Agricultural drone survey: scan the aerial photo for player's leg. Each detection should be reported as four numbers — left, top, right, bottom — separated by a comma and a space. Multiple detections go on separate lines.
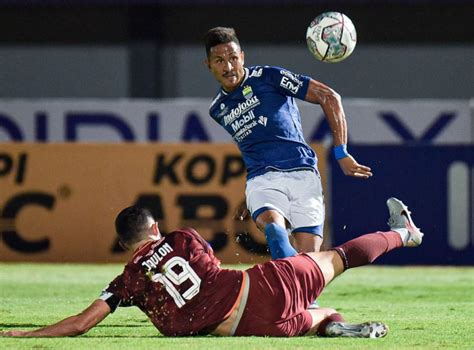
306, 308, 388, 338
303, 258, 388, 339
307, 229, 413, 285
293, 232, 323, 253
246, 172, 297, 259
304, 308, 344, 335
254, 208, 286, 230
306, 250, 345, 286
237, 253, 386, 338
331, 197, 423, 270
288, 170, 325, 253
255, 209, 297, 259
307, 196, 423, 285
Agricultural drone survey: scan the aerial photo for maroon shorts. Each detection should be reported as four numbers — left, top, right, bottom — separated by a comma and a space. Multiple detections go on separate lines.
234, 253, 325, 337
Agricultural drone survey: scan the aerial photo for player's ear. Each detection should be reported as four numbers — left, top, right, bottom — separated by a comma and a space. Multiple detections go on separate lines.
152, 222, 161, 239
204, 58, 210, 69
241, 50, 245, 64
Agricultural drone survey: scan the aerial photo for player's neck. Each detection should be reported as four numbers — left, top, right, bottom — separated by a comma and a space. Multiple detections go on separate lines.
130, 238, 157, 253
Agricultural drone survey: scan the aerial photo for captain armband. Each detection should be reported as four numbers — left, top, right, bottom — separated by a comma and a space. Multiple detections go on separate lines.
333, 144, 350, 160
99, 291, 122, 313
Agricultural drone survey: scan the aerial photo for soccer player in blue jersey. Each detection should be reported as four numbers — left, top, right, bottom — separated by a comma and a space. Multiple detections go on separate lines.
205, 27, 373, 259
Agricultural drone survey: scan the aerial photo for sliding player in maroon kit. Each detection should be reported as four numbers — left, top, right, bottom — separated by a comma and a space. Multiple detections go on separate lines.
0, 198, 423, 339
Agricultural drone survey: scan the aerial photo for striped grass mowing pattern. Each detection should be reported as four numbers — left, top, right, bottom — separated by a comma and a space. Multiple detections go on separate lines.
0, 264, 473, 349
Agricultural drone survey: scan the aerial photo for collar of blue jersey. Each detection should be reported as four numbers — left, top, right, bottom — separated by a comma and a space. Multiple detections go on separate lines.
221, 67, 249, 95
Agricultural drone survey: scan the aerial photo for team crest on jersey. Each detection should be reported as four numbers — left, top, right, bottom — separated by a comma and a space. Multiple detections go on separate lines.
242, 85, 253, 99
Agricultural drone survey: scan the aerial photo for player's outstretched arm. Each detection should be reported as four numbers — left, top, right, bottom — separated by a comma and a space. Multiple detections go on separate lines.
304, 79, 372, 179
0, 299, 111, 337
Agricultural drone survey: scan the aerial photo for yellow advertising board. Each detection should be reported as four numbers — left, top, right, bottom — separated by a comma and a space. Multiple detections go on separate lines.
0, 144, 327, 263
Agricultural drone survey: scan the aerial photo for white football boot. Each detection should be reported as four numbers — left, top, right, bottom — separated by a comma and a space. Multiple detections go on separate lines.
386, 197, 423, 247
325, 321, 388, 338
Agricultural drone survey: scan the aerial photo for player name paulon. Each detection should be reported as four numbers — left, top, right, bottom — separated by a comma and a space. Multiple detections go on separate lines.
141, 243, 174, 270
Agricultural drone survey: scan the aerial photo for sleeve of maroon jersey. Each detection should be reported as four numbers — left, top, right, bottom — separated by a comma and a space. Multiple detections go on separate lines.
99, 266, 138, 312
178, 227, 221, 267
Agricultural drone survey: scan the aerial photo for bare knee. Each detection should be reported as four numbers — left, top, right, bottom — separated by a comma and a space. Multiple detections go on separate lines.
324, 308, 338, 317
293, 232, 323, 253
306, 251, 345, 286
306, 308, 340, 335
255, 210, 286, 231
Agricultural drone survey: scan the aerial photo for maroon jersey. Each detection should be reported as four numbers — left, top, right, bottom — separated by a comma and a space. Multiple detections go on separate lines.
101, 228, 244, 336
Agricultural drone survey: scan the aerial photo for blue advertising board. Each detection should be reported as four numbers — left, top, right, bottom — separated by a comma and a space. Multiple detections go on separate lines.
330, 145, 473, 265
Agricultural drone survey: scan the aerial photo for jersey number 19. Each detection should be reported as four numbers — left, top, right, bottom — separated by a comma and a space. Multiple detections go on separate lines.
151, 256, 201, 308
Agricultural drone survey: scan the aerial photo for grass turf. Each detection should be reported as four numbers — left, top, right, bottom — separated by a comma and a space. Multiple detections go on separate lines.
0, 263, 473, 349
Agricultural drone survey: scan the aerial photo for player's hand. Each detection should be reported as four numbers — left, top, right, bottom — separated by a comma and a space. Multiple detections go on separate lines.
233, 201, 250, 221
338, 156, 373, 178
0, 330, 31, 337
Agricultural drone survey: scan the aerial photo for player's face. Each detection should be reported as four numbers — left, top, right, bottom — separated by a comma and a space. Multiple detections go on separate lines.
206, 42, 245, 93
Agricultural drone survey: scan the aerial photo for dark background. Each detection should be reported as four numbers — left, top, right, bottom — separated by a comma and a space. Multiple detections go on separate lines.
0, 0, 473, 98
1, 1, 472, 44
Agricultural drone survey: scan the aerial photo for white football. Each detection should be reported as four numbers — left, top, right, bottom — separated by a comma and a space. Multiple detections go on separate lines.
306, 12, 357, 63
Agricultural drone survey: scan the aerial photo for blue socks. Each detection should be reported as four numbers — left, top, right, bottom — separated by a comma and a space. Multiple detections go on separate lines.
264, 223, 297, 260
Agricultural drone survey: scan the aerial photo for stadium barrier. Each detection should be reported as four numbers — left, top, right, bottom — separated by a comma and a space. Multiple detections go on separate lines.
1, 98, 472, 264
0, 98, 471, 144
0, 143, 328, 263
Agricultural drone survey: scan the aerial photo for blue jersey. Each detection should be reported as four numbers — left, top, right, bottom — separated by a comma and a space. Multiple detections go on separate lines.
209, 65, 317, 180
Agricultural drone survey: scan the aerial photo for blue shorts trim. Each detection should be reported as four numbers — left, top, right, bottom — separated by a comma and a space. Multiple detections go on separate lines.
292, 225, 323, 238
251, 206, 279, 221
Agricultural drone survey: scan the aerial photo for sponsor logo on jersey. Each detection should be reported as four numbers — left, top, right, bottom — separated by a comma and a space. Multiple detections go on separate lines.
220, 103, 225, 110
242, 85, 253, 99
280, 76, 303, 94
234, 119, 258, 142
231, 110, 257, 132
249, 67, 263, 78
279, 69, 304, 94
279, 69, 302, 82
258, 115, 268, 126
223, 96, 261, 126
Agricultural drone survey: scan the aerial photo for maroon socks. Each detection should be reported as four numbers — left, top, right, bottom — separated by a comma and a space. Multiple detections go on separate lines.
317, 313, 345, 336
332, 231, 403, 270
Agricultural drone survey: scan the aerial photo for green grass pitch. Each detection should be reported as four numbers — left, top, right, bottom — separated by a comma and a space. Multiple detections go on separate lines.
0, 263, 473, 349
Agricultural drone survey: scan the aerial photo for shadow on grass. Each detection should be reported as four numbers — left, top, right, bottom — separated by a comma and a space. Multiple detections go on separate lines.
82, 335, 162, 338
0, 324, 46, 328
0, 323, 150, 328
82, 335, 220, 339
0, 324, 222, 339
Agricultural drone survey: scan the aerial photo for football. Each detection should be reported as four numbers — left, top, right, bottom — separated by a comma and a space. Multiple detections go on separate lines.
306, 11, 357, 63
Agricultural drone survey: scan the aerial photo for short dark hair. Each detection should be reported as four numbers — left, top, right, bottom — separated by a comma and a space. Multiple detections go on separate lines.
204, 26, 241, 57
115, 206, 154, 246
